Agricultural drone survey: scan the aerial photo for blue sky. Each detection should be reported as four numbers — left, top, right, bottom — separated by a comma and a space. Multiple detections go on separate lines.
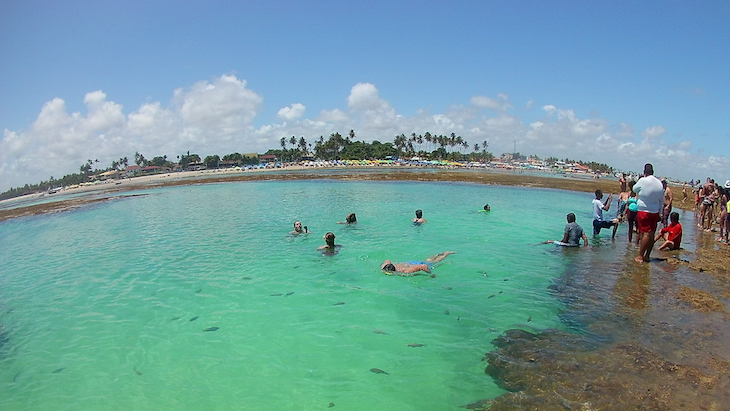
1, 0, 728, 192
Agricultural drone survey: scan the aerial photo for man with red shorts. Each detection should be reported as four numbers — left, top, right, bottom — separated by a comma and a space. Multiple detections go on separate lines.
632, 163, 664, 263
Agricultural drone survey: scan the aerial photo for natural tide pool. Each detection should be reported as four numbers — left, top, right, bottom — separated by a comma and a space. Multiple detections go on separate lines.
0, 179, 697, 410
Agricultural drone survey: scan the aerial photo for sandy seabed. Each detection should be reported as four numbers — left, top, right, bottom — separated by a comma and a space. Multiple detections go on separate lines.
2, 166, 729, 410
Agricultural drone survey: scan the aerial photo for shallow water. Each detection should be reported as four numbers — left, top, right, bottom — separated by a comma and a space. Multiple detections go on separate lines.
0, 179, 704, 409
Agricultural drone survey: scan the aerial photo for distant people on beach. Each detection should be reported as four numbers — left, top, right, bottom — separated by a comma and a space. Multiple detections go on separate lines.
655, 212, 682, 251
717, 184, 730, 244
619, 173, 627, 193
632, 163, 664, 263
338, 213, 357, 225
592, 189, 619, 238
661, 179, 673, 228
413, 209, 427, 225
380, 251, 456, 276
317, 232, 341, 255
626, 181, 639, 244
699, 178, 715, 230
542, 212, 588, 247
290, 221, 310, 235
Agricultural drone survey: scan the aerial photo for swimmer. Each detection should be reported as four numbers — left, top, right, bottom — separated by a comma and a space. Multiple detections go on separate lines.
542, 213, 588, 247
380, 251, 456, 276
290, 221, 310, 235
317, 232, 341, 255
480, 204, 491, 212
413, 209, 427, 225
337, 213, 357, 225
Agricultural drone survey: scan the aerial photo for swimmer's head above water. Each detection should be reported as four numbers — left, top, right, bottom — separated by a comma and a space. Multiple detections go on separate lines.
484, 204, 490, 211
382, 263, 396, 272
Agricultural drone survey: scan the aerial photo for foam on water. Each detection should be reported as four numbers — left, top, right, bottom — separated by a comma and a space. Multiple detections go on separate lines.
0, 179, 670, 409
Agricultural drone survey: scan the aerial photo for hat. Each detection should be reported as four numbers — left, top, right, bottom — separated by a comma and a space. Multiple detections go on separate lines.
725, 180, 730, 189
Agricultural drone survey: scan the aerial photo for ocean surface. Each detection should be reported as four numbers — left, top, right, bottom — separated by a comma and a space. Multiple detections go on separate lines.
0, 179, 697, 410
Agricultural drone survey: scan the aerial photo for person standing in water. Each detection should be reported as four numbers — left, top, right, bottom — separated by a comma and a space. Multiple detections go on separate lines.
632, 163, 664, 263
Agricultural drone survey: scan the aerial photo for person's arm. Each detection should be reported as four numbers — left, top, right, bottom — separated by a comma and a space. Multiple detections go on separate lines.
603, 194, 613, 210
581, 233, 589, 247
561, 231, 570, 243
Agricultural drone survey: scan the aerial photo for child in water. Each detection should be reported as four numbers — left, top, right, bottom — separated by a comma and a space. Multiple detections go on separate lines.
655, 212, 682, 250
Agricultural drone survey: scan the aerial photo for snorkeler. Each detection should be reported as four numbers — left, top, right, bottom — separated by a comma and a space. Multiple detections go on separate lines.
380, 251, 456, 276
480, 204, 491, 212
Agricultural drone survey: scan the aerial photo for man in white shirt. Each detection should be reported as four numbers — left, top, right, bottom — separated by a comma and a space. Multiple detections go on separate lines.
592, 190, 619, 238
632, 163, 664, 263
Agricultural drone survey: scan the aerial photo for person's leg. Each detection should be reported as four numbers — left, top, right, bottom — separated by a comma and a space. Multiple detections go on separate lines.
643, 229, 657, 261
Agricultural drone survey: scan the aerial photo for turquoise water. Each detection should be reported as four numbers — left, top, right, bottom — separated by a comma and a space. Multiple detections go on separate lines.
1, 180, 626, 410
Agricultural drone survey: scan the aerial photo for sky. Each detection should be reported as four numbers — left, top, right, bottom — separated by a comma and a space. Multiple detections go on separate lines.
1, 0, 729, 192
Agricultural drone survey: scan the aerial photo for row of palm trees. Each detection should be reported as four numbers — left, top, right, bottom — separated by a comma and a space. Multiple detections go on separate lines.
278, 130, 490, 161
393, 132, 489, 157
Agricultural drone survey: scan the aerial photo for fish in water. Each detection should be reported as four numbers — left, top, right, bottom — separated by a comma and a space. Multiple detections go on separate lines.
134, 368, 142, 375
52, 367, 66, 374
285, 292, 295, 296
203, 327, 219, 332
487, 294, 496, 299
242, 276, 252, 280
407, 343, 426, 348
527, 317, 532, 322
170, 316, 181, 321
442, 286, 452, 290
328, 402, 335, 408
333, 302, 345, 306
195, 288, 202, 293
369, 368, 389, 375
189, 316, 199, 322
373, 330, 388, 335
444, 309, 450, 315
271, 293, 283, 296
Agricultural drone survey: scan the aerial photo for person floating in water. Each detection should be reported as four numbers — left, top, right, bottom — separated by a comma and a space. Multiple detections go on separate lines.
290, 221, 310, 235
380, 251, 456, 276
483, 204, 491, 211
338, 213, 357, 224
317, 232, 341, 255
413, 209, 427, 225
543, 213, 588, 247
655, 211, 682, 251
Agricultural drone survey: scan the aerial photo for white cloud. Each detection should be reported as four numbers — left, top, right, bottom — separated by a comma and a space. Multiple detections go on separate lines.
277, 103, 306, 121
1, 77, 728, 192
642, 125, 666, 138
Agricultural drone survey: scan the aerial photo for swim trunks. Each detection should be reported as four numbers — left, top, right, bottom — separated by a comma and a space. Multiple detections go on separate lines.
407, 261, 433, 269
592, 219, 615, 235
636, 211, 660, 233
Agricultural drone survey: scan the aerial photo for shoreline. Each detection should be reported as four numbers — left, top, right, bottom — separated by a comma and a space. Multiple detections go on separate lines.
1, 165, 691, 222
1, 166, 727, 409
